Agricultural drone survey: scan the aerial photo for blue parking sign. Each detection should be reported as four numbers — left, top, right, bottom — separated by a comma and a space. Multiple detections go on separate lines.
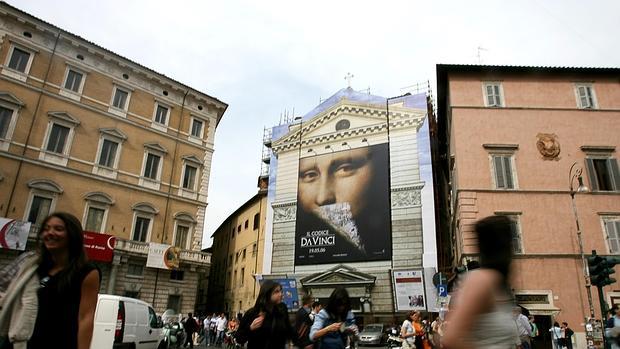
438, 284, 448, 297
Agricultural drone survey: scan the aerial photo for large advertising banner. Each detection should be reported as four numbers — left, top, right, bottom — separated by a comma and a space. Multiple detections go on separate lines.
295, 143, 391, 265
0, 218, 31, 251
392, 269, 427, 311
147, 243, 180, 270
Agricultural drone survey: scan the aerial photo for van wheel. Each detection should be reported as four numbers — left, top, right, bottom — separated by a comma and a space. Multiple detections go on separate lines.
158, 341, 168, 349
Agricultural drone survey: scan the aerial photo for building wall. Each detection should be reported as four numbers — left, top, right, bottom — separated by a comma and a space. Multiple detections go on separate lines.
0, 4, 225, 314
445, 70, 620, 343
208, 194, 267, 315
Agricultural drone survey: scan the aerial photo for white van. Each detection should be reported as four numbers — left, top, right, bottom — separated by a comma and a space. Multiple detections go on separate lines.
90, 294, 165, 349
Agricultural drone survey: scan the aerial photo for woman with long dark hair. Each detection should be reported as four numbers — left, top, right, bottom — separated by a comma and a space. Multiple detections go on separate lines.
0, 212, 100, 349
310, 287, 358, 349
235, 280, 295, 349
442, 215, 520, 349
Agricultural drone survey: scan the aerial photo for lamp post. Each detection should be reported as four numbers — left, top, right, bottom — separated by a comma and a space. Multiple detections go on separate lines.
569, 162, 595, 320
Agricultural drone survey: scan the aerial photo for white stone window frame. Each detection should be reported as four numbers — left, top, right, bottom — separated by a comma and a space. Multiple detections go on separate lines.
482, 81, 505, 107
485, 144, 519, 190
2, 41, 37, 82
59, 64, 89, 101
582, 147, 619, 193
601, 215, 620, 254
139, 143, 167, 190
574, 83, 598, 109
23, 179, 63, 231
108, 83, 133, 117
82, 192, 115, 233
495, 211, 524, 254
93, 128, 127, 179
178, 155, 202, 199
130, 202, 158, 243
172, 212, 196, 250
38, 112, 80, 167
151, 101, 172, 132
188, 114, 206, 144
0, 92, 25, 151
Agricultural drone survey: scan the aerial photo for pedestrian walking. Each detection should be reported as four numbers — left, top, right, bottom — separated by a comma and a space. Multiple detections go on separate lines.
309, 287, 359, 349
183, 312, 199, 348
562, 322, 574, 349
606, 305, 620, 349
216, 313, 228, 346
549, 322, 563, 349
0, 212, 100, 349
210, 313, 219, 345
441, 215, 520, 349
201, 314, 212, 346
295, 294, 315, 349
513, 307, 533, 349
400, 311, 416, 349
235, 280, 295, 349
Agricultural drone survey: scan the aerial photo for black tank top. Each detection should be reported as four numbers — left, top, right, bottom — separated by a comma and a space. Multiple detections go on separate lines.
28, 262, 99, 349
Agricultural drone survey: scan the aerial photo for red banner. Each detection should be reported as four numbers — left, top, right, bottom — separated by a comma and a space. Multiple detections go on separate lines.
83, 231, 115, 262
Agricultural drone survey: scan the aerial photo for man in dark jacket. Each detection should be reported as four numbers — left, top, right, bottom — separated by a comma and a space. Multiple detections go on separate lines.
295, 295, 315, 349
183, 312, 198, 348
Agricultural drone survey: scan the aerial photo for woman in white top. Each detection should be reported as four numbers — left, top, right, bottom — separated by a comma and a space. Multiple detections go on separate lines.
400, 311, 416, 349
442, 216, 520, 349
549, 322, 563, 349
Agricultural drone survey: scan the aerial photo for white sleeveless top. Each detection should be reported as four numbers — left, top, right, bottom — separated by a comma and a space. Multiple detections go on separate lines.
468, 302, 519, 349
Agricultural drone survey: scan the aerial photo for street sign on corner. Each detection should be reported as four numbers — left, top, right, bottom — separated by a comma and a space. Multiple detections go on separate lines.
437, 284, 448, 297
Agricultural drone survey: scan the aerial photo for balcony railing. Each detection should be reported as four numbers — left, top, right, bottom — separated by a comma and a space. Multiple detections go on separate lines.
114, 238, 210, 265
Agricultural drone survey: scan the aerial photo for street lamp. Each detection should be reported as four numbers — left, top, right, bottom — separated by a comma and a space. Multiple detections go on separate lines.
569, 162, 595, 320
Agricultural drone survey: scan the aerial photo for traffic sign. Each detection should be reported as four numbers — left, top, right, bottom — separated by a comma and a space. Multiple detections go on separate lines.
438, 284, 448, 297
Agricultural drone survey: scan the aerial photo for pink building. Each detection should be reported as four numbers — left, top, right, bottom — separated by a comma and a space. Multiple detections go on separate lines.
435, 65, 620, 348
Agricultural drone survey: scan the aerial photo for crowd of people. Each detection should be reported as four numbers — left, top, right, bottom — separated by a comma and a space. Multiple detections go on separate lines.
3, 211, 620, 349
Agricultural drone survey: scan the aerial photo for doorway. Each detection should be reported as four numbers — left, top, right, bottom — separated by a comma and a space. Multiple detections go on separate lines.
531, 315, 552, 349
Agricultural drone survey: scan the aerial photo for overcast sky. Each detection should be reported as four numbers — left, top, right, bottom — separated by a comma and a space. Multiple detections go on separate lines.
15, 0, 620, 248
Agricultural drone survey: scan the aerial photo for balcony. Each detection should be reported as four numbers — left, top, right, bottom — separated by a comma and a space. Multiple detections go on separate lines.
114, 238, 211, 265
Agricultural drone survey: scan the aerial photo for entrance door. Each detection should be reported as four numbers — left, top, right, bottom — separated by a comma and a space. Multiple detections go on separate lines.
532, 315, 552, 349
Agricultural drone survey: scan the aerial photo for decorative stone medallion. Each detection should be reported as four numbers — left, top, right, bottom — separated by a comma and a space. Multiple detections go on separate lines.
536, 133, 561, 160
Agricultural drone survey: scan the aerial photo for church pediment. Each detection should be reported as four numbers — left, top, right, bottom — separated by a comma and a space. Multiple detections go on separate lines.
300, 264, 376, 287
272, 98, 426, 154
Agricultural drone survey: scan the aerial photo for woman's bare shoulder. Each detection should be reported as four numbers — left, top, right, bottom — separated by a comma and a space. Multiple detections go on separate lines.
461, 269, 503, 294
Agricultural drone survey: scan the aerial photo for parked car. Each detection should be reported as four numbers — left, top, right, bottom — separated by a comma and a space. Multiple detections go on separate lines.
358, 323, 386, 346
90, 294, 166, 349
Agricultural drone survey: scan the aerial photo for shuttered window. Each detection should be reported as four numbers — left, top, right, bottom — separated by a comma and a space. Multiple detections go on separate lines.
576, 84, 596, 109
492, 155, 515, 189
484, 82, 503, 107
604, 219, 620, 254
586, 158, 620, 192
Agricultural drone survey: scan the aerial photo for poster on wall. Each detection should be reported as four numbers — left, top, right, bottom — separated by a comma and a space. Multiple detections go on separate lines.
294, 143, 392, 265
0, 218, 31, 251
261, 278, 300, 311
392, 269, 427, 311
147, 242, 180, 270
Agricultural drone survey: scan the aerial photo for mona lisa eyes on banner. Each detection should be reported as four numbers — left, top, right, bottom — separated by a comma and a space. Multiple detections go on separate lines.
295, 143, 391, 265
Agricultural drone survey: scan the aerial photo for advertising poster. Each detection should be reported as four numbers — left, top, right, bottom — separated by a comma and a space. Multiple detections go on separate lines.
295, 143, 392, 265
0, 218, 31, 251
83, 231, 116, 262
147, 242, 180, 270
393, 269, 427, 311
262, 278, 300, 311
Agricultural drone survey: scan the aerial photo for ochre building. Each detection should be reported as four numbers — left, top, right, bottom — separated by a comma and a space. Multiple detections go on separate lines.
0, 3, 227, 314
